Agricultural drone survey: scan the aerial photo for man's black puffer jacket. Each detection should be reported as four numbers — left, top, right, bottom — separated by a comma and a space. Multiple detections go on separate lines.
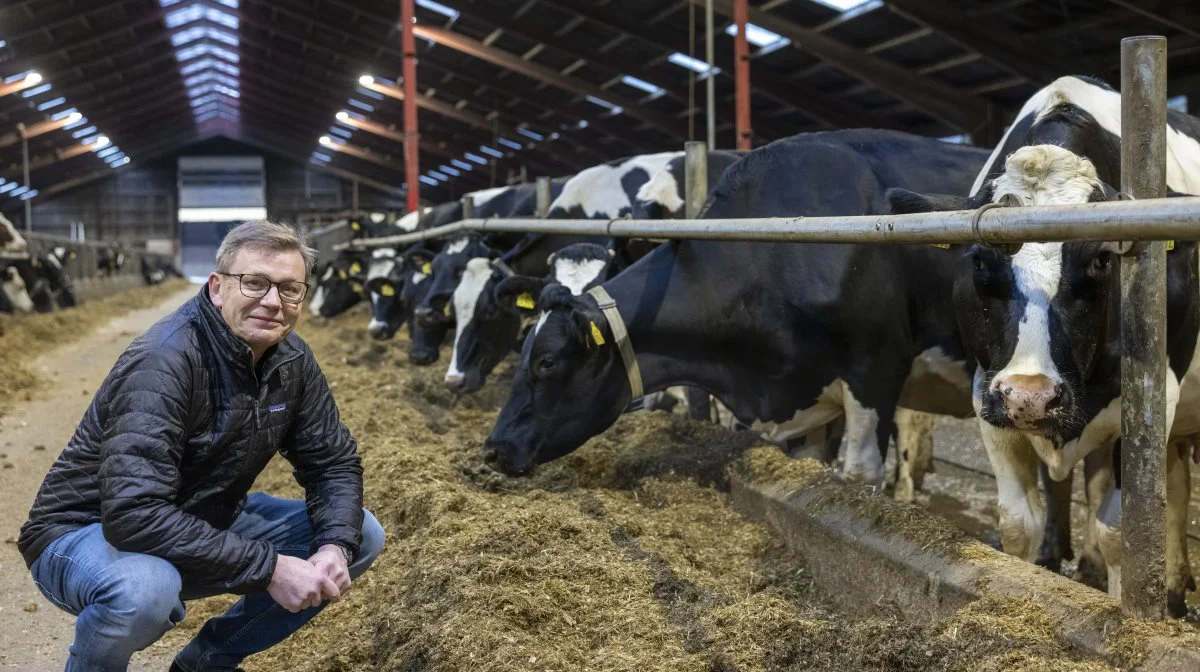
18, 286, 363, 594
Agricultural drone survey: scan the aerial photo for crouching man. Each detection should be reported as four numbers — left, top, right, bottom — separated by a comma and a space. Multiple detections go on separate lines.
18, 220, 385, 672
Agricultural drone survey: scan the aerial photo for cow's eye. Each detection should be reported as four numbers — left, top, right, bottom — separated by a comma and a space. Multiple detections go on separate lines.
1092, 251, 1112, 273
972, 254, 986, 272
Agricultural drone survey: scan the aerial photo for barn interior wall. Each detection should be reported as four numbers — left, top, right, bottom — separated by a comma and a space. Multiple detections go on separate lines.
5, 137, 401, 243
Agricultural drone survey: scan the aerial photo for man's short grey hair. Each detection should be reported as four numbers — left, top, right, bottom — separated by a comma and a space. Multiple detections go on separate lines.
214, 220, 317, 275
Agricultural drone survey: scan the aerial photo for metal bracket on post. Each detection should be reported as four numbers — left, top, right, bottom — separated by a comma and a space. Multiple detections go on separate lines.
535, 176, 551, 219
1120, 34, 1169, 620
684, 141, 707, 220
461, 195, 475, 220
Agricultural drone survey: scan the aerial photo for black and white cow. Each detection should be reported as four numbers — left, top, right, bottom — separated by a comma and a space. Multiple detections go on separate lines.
1, 261, 34, 313
483, 129, 990, 483
308, 249, 370, 318
40, 247, 77, 308
888, 75, 1200, 614
398, 181, 569, 365
547, 152, 683, 219
632, 150, 746, 220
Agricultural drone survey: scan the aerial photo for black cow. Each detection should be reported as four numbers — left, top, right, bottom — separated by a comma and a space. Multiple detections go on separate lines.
483, 129, 990, 484
632, 150, 746, 219
886, 75, 1200, 615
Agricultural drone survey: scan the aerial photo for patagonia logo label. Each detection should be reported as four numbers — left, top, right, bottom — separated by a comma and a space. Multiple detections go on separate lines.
268, 403, 287, 413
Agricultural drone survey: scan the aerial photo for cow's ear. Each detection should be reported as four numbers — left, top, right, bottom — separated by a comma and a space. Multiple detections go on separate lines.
404, 248, 434, 275
886, 188, 967, 214
495, 276, 546, 317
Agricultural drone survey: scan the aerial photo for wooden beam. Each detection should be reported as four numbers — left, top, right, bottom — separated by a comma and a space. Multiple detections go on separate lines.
1108, 0, 1200, 39
4, 0, 135, 44
885, 0, 1064, 84
411, 25, 687, 140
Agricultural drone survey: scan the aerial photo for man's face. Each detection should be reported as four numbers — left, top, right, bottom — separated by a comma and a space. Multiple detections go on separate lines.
208, 246, 307, 357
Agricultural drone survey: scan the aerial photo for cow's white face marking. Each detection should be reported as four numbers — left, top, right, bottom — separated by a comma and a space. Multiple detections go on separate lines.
446, 257, 494, 383
552, 258, 608, 295
533, 310, 550, 336
549, 152, 682, 218
990, 145, 1101, 387
308, 285, 326, 315
411, 271, 428, 285
634, 167, 684, 216
445, 238, 469, 255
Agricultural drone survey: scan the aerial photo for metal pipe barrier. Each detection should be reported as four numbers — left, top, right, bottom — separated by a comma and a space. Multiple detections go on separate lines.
328, 35, 1180, 618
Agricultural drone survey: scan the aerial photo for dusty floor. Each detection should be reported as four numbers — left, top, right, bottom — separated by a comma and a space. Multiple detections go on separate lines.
0, 281, 196, 671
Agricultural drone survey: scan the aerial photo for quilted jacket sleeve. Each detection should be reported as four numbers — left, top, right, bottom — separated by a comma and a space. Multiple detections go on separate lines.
97, 341, 277, 593
284, 345, 364, 558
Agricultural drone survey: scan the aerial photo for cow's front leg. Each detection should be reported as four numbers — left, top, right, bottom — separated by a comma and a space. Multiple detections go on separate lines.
840, 382, 891, 487
1039, 461, 1074, 572
1076, 442, 1113, 591
1167, 442, 1195, 617
894, 408, 935, 503
980, 422, 1043, 563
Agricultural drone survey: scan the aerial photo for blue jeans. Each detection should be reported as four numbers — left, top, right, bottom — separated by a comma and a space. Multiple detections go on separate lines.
29, 493, 385, 672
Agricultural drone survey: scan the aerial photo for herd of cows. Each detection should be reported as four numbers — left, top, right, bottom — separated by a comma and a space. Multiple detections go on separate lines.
0, 214, 183, 315
307, 75, 1200, 616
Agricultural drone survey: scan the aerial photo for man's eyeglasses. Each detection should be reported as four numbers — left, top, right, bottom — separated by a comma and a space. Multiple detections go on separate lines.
218, 273, 310, 305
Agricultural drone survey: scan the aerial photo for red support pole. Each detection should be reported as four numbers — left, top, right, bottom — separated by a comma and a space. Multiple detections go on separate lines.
733, 0, 751, 150
401, 0, 420, 212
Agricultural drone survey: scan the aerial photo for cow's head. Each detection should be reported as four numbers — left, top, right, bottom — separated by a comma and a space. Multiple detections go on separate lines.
2, 262, 35, 313
398, 246, 447, 364
484, 283, 634, 475
414, 235, 491, 329
308, 250, 369, 318
446, 243, 617, 394
365, 247, 404, 339
889, 145, 1128, 437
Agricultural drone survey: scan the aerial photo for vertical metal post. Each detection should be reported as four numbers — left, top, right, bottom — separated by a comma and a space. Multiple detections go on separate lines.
461, 194, 475, 220
535, 176, 551, 219
733, 0, 751, 151
20, 124, 31, 231
351, 179, 359, 215
1120, 35, 1169, 619
705, 0, 716, 150
684, 141, 708, 219
401, 0, 420, 213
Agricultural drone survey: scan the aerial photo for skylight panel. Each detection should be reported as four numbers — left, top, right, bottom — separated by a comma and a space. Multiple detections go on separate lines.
0, 183, 16, 194
810, 0, 877, 11
328, 126, 353, 139
19, 189, 39, 200
36, 97, 65, 111
668, 52, 719, 77
21, 83, 51, 98
439, 165, 461, 177
585, 95, 623, 115
621, 75, 665, 97
348, 99, 375, 112
451, 159, 473, 171
517, 127, 544, 141
416, 0, 459, 20
724, 23, 791, 53
427, 171, 449, 182
71, 126, 98, 138
419, 175, 439, 187
465, 152, 488, 165
496, 137, 523, 150
1169, 95, 1188, 112
311, 151, 331, 163
479, 145, 504, 159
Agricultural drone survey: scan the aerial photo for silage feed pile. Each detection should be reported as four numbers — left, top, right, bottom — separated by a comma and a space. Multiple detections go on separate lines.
0, 278, 191, 415
162, 305, 1119, 671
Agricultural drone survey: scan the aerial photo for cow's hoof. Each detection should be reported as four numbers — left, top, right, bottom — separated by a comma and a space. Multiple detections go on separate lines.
1073, 555, 1108, 591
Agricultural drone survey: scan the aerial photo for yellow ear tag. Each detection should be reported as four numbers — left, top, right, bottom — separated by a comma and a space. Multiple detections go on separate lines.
69, 252, 77, 259
380, 283, 396, 297
444, 303, 452, 317
421, 262, 433, 275
589, 321, 605, 346
931, 243, 951, 249
352, 282, 363, 293
1167, 240, 1176, 251
337, 270, 347, 280
350, 262, 362, 274
516, 292, 535, 310
351, 221, 360, 231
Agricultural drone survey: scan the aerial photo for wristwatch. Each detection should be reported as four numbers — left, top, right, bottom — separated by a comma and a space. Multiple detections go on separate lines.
336, 544, 354, 564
